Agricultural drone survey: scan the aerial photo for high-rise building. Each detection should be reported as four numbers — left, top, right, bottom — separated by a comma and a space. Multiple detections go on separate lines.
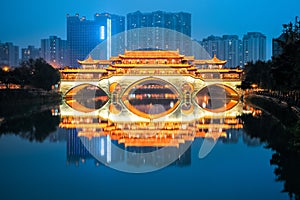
0, 42, 19, 67
40, 36, 68, 68
67, 13, 125, 68
222, 35, 243, 68
110, 14, 126, 57
126, 11, 191, 55
200, 35, 223, 59
242, 32, 266, 65
200, 35, 242, 68
21, 45, 40, 62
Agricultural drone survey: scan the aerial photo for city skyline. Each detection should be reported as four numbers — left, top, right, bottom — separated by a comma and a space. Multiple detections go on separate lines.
1, 0, 300, 59
126, 11, 192, 56
1, 11, 268, 68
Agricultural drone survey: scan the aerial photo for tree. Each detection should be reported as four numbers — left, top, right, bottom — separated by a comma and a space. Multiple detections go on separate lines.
242, 61, 273, 89
271, 43, 299, 90
0, 67, 14, 89
23, 58, 60, 91
272, 17, 300, 91
11, 65, 31, 88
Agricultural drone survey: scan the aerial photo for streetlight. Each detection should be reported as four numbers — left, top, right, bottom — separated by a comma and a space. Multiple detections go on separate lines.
1, 66, 11, 89
2, 66, 10, 72
251, 83, 258, 92
251, 84, 258, 88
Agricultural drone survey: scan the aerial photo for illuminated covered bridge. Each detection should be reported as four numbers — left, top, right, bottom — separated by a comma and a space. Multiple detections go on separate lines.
59, 50, 243, 121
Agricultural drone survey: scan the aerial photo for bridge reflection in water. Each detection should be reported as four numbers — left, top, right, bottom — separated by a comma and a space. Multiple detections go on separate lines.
59, 97, 245, 169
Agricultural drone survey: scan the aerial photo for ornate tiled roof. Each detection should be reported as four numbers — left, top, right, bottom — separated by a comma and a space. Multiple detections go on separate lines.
119, 50, 184, 58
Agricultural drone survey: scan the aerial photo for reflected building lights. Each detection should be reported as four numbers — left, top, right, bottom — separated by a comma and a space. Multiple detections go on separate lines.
60, 101, 248, 167
100, 138, 105, 156
59, 103, 263, 167
107, 135, 111, 163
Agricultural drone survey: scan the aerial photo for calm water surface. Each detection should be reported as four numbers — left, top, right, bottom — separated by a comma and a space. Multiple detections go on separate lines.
0, 114, 289, 200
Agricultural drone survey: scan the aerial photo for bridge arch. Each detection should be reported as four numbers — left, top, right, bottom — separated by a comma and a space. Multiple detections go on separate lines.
194, 83, 239, 113
121, 77, 181, 119
64, 83, 109, 113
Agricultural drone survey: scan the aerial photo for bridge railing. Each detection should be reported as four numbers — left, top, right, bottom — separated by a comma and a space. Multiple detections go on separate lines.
60, 72, 242, 82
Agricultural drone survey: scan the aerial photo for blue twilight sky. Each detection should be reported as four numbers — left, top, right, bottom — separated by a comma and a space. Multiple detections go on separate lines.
0, 0, 299, 59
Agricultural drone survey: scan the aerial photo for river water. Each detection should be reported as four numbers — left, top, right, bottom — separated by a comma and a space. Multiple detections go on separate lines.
0, 101, 296, 200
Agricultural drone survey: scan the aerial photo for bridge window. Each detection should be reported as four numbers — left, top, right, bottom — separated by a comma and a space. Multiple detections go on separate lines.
122, 78, 180, 119
195, 84, 239, 113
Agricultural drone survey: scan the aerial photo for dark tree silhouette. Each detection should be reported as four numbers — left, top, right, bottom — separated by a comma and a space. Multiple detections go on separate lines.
242, 61, 273, 89
272, 38, 300, 91
0, 68, 14, 89
1, 58, 60, 91
271, 17, 300, 91
22, 58, 60, 91
11, 65, 31, 88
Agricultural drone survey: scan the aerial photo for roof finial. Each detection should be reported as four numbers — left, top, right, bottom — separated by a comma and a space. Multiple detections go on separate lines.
85, 55, 94, 62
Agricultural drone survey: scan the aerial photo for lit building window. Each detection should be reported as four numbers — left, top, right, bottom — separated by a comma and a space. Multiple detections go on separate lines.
100, 26, 105, 40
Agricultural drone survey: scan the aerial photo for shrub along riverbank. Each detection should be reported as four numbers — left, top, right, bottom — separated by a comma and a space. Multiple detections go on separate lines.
245, 93, 300, 151
0, 89, 61, 103
245, 94, 299, 127
0, 89, 62, 119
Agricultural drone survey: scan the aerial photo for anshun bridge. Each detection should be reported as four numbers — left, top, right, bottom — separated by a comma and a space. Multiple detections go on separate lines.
60, 50, 243, 119
58, 50, 244, 150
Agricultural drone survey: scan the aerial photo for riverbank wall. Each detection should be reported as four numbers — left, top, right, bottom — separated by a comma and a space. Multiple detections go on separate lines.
245, 94, 299, 127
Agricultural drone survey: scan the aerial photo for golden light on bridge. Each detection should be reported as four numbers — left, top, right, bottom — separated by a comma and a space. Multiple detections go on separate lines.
59, 50, 243, 119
